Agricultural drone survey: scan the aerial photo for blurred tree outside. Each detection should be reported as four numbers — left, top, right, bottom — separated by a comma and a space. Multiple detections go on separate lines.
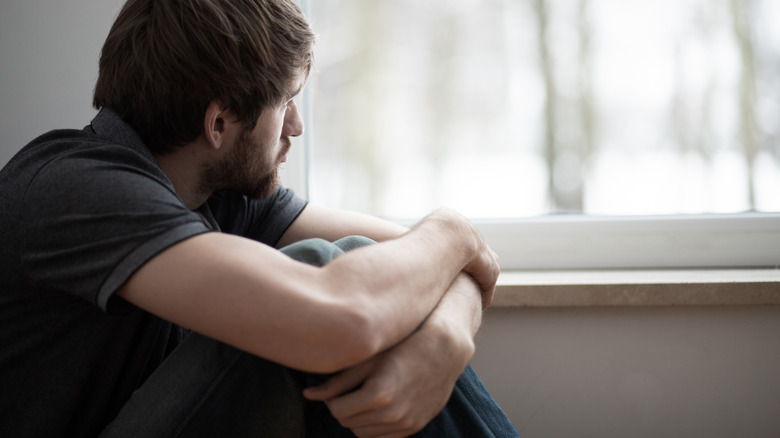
306, 0, 780, 219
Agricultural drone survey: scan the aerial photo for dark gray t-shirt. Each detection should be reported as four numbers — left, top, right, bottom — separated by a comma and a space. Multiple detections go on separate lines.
0, 109, 306, 437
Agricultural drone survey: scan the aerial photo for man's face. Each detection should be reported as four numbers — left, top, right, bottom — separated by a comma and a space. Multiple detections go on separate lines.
205, 74, 305, 199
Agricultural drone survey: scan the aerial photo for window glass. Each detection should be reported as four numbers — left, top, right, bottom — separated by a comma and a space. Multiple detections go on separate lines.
306, 0, 780, 219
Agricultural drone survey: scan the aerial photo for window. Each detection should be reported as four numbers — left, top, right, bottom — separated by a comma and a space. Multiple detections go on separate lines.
289, 0, 780, 269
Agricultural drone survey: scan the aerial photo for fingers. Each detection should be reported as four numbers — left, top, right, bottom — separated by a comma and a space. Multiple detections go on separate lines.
479, 247, 499, 309
324, 382, 427, 438
324, 374, 391, 421
463, 240, 500, 309
303, 361, 374, 401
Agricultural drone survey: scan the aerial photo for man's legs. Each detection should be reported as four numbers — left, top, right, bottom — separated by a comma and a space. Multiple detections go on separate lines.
100, 237, 518, 437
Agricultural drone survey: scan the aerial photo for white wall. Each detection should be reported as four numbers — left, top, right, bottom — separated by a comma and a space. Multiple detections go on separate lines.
0, 0, 125, 167
472, 305, 780, 437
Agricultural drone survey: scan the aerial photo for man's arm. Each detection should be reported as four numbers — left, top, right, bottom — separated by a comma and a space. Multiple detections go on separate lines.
276, 204, 410, 249
303, 273, 482, 437
118, 208, 497, 374
280, 204, 489, 435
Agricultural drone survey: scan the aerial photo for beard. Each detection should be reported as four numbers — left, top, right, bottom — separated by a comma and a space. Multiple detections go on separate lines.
200, 128, 291, 200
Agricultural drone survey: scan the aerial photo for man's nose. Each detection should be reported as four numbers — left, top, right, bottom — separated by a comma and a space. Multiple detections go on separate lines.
283, 100, 304, 137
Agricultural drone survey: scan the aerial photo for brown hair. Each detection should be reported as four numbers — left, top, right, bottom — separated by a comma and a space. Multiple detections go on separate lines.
93, 0, 315, 153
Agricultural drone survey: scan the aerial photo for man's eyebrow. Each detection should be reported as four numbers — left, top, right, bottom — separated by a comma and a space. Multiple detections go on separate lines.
286, 85, 304, 101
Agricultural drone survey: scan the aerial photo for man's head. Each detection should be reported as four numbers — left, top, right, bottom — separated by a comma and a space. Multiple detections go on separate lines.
198, 75, 304, 200
93, 0, 315, 154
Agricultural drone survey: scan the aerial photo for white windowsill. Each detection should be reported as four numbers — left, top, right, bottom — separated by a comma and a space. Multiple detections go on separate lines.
493, 268, 780, 307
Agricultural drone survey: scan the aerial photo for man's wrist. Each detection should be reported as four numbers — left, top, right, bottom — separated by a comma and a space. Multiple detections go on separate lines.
421, 274, 482, 363
425, 309, 476, 366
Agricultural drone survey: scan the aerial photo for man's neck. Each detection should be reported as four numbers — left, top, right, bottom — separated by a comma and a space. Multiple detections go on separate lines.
154, 146, 210, 210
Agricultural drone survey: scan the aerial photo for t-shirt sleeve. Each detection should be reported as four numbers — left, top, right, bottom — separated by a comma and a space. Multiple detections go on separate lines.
19, 147, 211, 312
207, 187, 307, 246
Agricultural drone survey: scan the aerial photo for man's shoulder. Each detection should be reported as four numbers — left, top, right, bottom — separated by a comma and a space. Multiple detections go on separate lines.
5, 124, 149, 181
3, 124, 177, 228
3, 128, 94, 175
4, 108, 154, 178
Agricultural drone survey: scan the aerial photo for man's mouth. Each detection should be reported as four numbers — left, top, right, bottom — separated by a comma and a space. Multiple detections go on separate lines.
280, 138, 292, 163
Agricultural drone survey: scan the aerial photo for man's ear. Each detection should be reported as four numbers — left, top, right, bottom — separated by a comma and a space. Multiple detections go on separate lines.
203, 100, 235, 150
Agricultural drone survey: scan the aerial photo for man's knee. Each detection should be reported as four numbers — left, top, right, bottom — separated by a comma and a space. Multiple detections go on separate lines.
332, 235, 376, 252
279, 238, 342, 267
279, 236, 375, 267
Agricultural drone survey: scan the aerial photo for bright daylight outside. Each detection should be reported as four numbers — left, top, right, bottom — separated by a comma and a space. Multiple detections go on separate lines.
303, 0, 780, 220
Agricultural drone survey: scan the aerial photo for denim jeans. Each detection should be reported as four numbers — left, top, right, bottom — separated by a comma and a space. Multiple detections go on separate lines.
100, 237, 519, 437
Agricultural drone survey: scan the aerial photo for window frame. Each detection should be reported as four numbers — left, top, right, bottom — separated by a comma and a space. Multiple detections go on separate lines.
473, 213, 780, 271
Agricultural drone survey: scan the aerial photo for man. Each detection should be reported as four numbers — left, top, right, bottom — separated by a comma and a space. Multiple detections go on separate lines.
0, 0, 519, 436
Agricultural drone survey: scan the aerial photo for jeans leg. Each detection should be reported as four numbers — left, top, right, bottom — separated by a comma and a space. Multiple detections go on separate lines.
415, 365, 520, 437
98, 333, 308, 438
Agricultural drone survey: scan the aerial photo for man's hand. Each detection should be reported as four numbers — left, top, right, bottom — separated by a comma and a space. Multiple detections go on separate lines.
427, 209, 500, 309
303, 273, 481, 438
303, 325, 471, 437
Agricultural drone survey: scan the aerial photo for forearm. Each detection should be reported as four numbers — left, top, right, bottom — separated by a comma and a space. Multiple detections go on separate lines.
277, 204, 408, 248
319, 211, 483, 356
